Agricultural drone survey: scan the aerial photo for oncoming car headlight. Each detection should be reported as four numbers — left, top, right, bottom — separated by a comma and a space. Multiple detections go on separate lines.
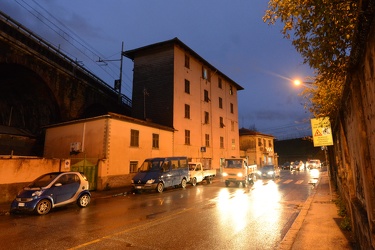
267, 171, 274, 175
222, 172, 228, 177
237, 173, 243, 177
257, 171, 262, 175
146, 179, 155, 184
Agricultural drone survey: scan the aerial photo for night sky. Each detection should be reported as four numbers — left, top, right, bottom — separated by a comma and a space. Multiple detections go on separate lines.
1, 0, 313, 139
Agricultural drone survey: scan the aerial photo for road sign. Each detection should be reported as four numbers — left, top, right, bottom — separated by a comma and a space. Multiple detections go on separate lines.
311, 117, 333, 147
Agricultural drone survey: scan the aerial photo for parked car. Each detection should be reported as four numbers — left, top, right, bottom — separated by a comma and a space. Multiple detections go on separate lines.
257, 165, 280, 179
10, 172, 91, 215
132, 156, 189, 193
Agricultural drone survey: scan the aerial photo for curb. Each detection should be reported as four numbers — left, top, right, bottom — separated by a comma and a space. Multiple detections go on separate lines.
278, 176, 320, 250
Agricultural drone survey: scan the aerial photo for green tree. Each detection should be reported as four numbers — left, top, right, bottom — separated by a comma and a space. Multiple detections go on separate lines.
263, 0, 358, 118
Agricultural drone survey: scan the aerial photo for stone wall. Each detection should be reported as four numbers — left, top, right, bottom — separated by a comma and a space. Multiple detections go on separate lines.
332, 9, 375, 249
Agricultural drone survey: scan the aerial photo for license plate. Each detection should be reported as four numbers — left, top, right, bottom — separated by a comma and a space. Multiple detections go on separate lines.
18, 202, 25, 207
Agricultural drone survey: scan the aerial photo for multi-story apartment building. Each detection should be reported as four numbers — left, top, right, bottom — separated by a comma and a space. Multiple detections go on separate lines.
239, 128, 278, 167
124, 38, 244, 169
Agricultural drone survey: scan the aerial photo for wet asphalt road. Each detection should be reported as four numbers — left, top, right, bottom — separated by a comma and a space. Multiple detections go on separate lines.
1, 169, 316, 250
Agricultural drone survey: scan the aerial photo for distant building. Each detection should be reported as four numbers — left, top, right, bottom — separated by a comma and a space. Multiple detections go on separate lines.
239, 128, 278, 167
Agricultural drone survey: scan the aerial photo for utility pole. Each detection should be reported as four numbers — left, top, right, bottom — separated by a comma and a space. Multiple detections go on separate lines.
97, 41, 124, 104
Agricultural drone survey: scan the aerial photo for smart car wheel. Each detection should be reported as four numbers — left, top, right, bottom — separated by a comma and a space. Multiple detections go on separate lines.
78, 193, 91, 207
181, 178, 187, 188
156, 182, 164, 193
35, 199, 51, 215
191, 177, 197, 186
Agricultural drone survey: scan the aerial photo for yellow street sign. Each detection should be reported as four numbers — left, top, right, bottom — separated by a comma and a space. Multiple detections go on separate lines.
311, 117, 333, 147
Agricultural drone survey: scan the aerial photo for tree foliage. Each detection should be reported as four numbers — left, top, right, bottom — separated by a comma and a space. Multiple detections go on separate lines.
263, 0, 358, 119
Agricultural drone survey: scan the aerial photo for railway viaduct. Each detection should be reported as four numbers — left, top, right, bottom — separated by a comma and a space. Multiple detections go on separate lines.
0, 12, 131, 155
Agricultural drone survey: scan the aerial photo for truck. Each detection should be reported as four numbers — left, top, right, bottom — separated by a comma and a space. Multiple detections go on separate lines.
221, 158, 257, 187
188, 162, 216, 186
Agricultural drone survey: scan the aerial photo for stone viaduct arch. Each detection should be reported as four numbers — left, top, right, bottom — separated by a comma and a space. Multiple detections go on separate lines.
0, 12, 131, 155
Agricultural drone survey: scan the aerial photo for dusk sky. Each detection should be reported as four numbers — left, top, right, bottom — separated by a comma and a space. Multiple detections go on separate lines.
1, 0, 313, 139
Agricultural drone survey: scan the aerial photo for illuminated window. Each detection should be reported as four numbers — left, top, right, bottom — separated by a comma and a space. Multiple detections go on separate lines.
232, 139, 235, 150
202, 67, 211, 81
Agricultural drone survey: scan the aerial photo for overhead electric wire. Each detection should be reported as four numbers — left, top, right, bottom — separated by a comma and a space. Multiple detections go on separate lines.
14, 0, 132, 96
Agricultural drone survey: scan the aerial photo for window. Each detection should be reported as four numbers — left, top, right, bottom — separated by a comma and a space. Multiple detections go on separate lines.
202, 66, 211, 81
185, 79, 190, 94
205, 134, 210, 147
204, 89, 210, 102
185, 130, 190, 145
130, 161, 138, 173
220, 117, 225, 128
130, 129, 139, 147
185, 55, 190, 68
152, 133, 159, 149
219, 97, 223, 109
231, 121, 234, 131
229, 85, 233, 95
230, 103, 234, 113
268, 140, 272, 147
220, 137, 224, 148
204, 111, 209, 124
258, 138, 262, 146
218, 78, 222, 89
232, 139, 236, 150
185, 104, 190, 119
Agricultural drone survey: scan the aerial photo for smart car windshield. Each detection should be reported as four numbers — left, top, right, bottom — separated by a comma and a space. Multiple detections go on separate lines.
27, 173, 60, 188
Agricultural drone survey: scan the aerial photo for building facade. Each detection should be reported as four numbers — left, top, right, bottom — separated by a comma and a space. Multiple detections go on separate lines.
44, 113, 175, 190
239, 128, 278, 167
125, 38, 244, 169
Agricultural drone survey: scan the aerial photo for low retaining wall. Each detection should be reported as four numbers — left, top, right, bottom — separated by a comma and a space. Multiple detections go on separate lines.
0, 157, 61, 203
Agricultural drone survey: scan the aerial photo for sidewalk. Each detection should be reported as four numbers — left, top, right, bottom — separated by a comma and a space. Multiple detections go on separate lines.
0, 172, 358, 249
279, 171, 357, 249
